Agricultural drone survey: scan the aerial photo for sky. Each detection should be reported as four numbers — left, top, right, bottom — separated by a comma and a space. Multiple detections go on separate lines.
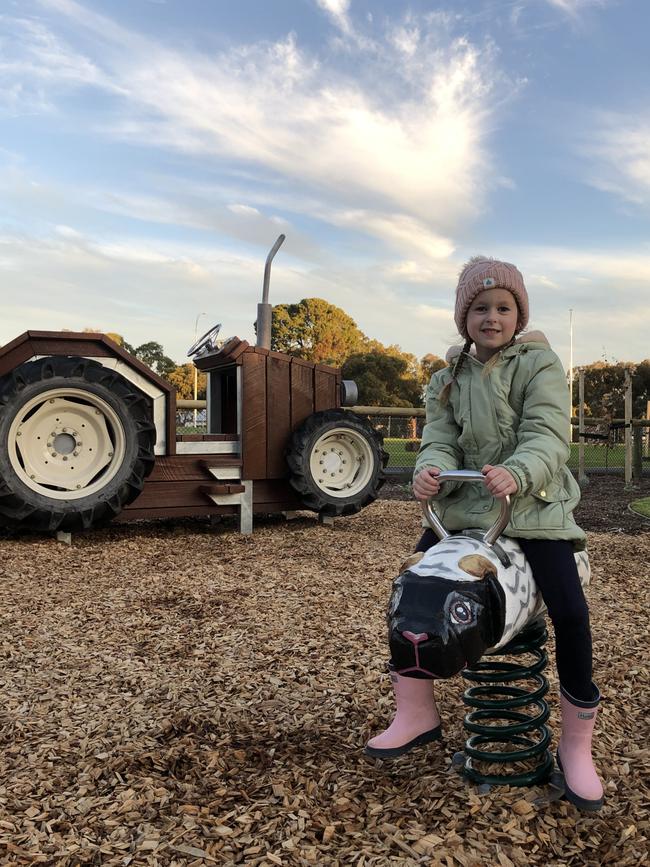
1, 0, 649, 369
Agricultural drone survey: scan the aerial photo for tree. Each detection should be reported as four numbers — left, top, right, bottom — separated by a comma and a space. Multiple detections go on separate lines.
342, 351, 423, 407
419, 353, 447, 390
633, 360, 650, 417
572, 361, 650, 418
134, 341, 176, 378
105, 332, 136, 355
167, 363, 206, 400
271, 298, 365, 366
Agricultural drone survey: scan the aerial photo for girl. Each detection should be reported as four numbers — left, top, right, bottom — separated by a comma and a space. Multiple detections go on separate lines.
365, 257, 603, 812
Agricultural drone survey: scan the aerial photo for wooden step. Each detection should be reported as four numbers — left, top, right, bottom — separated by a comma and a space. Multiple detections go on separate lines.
199, 484, 246, 497
147, 455, 241, 482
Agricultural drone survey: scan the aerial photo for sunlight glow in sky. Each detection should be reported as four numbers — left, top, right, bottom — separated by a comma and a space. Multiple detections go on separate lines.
1, 0, 649, 367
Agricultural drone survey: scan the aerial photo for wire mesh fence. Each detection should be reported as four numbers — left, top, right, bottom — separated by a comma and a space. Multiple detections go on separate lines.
177, 408, 207, 435
174, 405, 650, 481
361, 414, 650, 480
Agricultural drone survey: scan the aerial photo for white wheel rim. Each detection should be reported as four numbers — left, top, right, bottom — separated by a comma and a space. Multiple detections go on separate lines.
8, 387, 127, 500
309, 426, 374, 498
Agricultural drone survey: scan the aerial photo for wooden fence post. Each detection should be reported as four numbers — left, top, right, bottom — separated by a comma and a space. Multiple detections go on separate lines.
624, 368, 634, 489
632, 423, 643, 483
578, 370, 588, 487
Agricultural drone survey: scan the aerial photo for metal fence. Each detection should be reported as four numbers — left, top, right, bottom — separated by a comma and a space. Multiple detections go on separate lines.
175, 402, 650, 482
177, 408, 207, 435
356, 412, 650, 482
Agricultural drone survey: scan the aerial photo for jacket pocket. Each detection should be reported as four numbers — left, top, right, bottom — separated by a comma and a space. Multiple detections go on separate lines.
510, 482, 571, 531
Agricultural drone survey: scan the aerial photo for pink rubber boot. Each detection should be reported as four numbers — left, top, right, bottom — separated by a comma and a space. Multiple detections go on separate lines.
556, 684, 604, 812
365, 670, 442, 758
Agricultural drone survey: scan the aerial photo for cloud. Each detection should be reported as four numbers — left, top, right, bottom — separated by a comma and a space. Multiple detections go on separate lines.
0, 13, 121, 114
4, 220, 650, 367
315, 0, 352, 35
227, 204, 262, 218
580, 114, 650, 206
4, 1, 516, 253
326, 209, 454, 260
544, 0, 607, 15
0, 227, 279, 356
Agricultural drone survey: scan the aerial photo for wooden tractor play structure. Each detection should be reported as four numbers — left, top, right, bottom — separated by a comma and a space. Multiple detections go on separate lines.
0, 237, 387, 534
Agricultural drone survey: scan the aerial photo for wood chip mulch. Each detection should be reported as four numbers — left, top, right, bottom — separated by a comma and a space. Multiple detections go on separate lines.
1, 478, 649, 866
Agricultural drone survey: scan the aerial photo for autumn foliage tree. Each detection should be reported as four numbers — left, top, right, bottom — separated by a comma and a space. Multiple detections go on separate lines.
572, 361, 650, 418
420, 353, 447, 389
271, 298, 365, 366
342, 351, 423, 407
167, 363, 207, 400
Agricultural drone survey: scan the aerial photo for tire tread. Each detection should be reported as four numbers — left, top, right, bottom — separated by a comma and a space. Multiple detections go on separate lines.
0, 356, 156, 531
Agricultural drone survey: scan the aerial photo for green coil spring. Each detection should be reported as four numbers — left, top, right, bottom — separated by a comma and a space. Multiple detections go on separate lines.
460, 619, 554, 787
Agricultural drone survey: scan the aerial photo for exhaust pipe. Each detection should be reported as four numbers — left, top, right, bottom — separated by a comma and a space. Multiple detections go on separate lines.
256, 234, 285, 349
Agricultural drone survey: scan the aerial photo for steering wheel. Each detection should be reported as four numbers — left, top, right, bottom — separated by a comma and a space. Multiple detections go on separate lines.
187, 323, 222, 358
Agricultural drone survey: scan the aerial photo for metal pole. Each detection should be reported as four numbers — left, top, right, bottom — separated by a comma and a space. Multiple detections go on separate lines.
568, 309, 574, 442
193, 312, 206, 427
256, 234, 285, 349
624, 368, 633, 489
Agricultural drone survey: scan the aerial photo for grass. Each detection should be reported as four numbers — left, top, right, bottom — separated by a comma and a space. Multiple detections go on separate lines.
629, 497, 650, 519
382, 439, 626, 470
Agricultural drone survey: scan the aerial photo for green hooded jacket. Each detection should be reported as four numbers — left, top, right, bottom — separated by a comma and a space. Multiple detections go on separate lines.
415, 332, 586, 548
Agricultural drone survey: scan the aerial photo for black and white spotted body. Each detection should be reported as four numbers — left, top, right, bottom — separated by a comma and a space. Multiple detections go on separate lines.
388, 533, 590, 680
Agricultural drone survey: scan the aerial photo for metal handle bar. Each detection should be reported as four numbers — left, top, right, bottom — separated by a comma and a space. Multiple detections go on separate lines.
422, 469, 511, 548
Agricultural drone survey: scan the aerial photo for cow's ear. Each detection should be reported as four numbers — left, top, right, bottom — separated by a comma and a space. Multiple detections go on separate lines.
400, 551, 424, 572
458, 554, 495, 579
482, 572, 506, 647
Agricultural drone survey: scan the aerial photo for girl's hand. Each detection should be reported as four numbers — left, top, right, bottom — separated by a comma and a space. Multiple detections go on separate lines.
413, 467, 442, 501
482, 465, 518, 499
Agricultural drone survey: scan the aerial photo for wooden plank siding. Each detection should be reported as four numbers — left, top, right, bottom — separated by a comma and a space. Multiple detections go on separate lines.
252, 479, 302, 509
290, 358, 315, 430
122, 480, 219, 510
0, 341, 37, 378
27, 332, 174, 392
266, 353, 292, 477
314, 366, 339, 412
115, 505, 239, 522
241, 350, 268, 479
117, 477, 300, 521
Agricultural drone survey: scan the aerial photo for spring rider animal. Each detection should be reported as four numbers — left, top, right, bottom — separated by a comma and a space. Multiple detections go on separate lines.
386, 470, 590, 787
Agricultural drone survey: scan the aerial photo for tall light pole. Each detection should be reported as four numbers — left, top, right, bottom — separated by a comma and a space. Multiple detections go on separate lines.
569, 308, 574, 441
193, 312, 206, 428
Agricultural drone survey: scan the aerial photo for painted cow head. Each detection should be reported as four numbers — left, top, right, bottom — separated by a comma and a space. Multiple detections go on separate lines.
388, 549, 507, 679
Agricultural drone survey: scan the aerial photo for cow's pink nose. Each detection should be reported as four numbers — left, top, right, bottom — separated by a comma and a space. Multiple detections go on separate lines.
402, 631, 428, 645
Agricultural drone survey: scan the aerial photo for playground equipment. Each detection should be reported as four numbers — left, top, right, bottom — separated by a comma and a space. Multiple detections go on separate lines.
387, 470, 590, 786
0, 237, 387, 534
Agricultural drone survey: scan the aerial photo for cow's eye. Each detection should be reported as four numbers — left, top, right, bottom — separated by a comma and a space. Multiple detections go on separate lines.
450, 601, 472, 625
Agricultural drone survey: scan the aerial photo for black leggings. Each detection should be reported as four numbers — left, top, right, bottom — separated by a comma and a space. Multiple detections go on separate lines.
415, 530, 594, 702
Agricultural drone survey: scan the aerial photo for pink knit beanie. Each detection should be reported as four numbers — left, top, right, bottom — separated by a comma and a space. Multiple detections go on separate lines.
454, 256, 529, 340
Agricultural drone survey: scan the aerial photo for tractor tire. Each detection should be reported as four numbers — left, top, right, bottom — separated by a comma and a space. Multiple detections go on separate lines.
286, 409, 388, 516
0, 356, 156, 532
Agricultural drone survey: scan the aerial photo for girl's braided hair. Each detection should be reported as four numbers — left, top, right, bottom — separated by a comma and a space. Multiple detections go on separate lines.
438, 337, 473, 406
437, 335, 519, 406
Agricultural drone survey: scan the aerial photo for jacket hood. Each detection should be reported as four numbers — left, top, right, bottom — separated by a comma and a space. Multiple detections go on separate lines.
445, 330, 549, 364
